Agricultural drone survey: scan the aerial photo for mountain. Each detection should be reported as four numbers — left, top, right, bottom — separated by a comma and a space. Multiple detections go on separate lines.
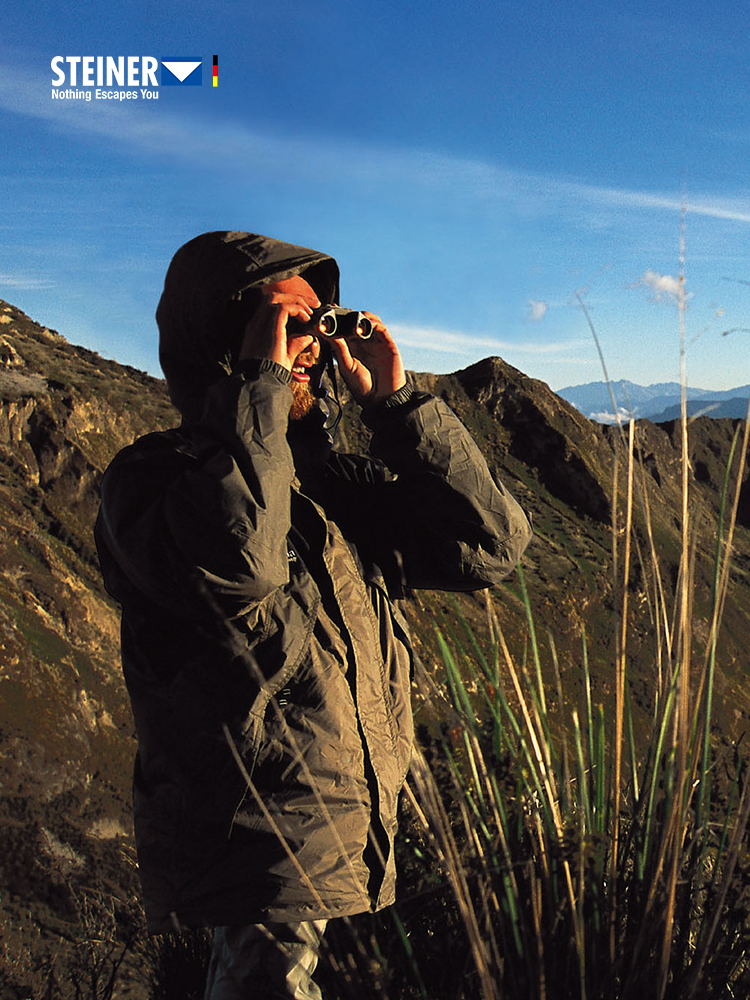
648, 397, 750, 422
0, 302, 176, 990
2, 297, 750, 987
558, 378, 750, 422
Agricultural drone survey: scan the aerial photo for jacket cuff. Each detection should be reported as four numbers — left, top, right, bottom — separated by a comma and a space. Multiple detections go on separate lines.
234, 358, 292, 385
379, 383, 416, 410
362, 384, 431, 429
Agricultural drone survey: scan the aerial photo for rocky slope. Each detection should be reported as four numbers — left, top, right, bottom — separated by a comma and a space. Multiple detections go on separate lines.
0, 300, 176, 982
1, 296, 750, 982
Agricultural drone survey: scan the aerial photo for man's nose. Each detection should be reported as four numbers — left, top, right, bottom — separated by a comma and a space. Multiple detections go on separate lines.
304, 337, 321, 359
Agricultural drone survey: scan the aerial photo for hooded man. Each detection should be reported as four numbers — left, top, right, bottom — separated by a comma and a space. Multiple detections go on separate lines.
95, 231, 532, 999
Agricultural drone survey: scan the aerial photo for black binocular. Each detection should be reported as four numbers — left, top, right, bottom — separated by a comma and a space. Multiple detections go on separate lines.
299, 306, 373, 340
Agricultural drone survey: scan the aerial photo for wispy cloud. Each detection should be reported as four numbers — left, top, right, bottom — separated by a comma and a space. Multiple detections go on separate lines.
0, 272, 55, 291
558, 181, 750, 225
390, 322, 588, 357
4, 64, 750, 229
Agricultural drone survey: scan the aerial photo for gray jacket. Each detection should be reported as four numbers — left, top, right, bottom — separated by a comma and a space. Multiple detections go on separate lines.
95, 232, 532, 932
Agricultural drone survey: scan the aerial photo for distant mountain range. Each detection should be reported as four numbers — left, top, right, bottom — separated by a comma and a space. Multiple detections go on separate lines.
557, 380, 750, 423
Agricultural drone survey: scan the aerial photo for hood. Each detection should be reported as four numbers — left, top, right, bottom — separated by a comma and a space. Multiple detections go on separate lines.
157, 231, 340, 421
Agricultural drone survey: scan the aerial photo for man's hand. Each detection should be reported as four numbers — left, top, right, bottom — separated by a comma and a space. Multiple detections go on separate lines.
238, 277, 321, 372
330, 314, 407, 408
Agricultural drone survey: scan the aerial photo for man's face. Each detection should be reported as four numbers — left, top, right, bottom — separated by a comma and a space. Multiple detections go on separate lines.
262, 275, 322, 419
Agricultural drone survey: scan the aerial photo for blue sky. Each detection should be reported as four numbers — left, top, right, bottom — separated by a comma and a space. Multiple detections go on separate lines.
2, 0, 750, 391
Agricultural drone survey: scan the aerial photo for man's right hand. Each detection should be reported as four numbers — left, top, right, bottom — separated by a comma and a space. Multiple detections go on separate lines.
238, 275, 321, 372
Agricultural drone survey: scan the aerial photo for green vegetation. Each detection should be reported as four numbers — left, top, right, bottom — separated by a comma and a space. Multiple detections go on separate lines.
315, 405, 750, 999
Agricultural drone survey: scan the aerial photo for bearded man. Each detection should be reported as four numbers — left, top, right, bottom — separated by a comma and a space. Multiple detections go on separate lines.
95, 231, 532, 998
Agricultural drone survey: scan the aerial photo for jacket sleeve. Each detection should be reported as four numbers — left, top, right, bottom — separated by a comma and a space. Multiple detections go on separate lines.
96, 361, 296, 620
354, 390, 532, 592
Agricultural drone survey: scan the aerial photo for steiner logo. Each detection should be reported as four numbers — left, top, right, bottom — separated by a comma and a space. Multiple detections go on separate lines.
51, 56, 159, 88
49, 56, 211, 95
161, 58, 202, 85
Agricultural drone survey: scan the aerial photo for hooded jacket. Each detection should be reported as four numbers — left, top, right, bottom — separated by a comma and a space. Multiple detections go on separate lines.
95, 231, 532, 932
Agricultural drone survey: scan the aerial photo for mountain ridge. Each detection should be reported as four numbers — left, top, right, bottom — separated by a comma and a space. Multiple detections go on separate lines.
558, 378, 750, 422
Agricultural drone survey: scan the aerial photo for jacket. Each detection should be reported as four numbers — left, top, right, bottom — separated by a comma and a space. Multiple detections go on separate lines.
95, 232, 533, 932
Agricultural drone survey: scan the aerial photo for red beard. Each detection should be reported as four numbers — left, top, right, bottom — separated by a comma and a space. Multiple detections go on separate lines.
290, 382, 316, 420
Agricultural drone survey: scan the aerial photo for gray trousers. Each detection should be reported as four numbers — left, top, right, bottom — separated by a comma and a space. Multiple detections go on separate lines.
203, 921, 328, 999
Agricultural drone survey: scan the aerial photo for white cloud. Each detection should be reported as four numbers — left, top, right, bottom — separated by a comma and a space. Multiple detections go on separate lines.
527, 300, 548, 321
390, 322, 587, 357
589, 408, 631, 425
636, 269, 692, 304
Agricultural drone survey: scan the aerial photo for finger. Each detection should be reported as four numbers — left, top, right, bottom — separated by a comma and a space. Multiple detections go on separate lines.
362, 311, 388, 334
287, 334, 317, 362
282, 302, 317, 324
369, 325, 400, 353
265, 290, 320, 314
239, 300, 292, 367
329, 337, 355, 371
269, 304, 296, 360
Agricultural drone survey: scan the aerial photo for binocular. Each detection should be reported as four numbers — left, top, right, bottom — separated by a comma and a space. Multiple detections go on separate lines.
298, 306, 373, 340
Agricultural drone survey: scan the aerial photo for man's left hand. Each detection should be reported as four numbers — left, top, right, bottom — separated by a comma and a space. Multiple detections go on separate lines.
330, 314, 406, 408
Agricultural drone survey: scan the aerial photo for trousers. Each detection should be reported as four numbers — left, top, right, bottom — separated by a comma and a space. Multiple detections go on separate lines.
203, 920, 328, 999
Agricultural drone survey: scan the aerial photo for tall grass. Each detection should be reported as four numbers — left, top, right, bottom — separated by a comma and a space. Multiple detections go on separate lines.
394, 389, 750, 994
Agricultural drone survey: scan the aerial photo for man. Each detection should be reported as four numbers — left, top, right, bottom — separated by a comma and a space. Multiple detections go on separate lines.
95, 231, 532, 998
